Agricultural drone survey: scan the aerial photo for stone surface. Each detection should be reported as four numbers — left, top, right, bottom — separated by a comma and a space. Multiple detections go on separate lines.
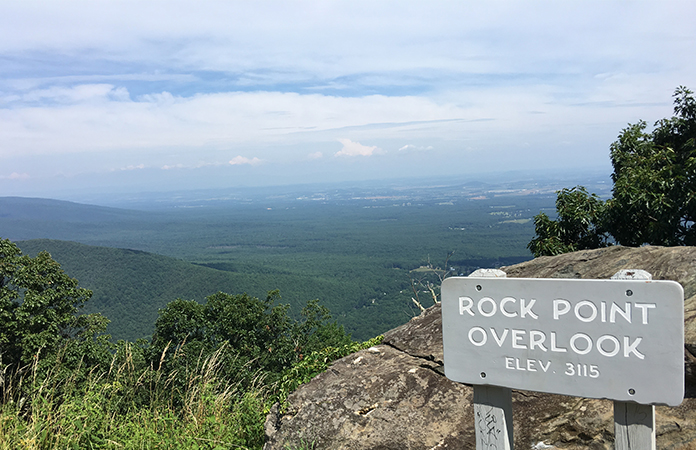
264, 246, 696, 449
383, 300, 444, 365
264, 344, 476, 449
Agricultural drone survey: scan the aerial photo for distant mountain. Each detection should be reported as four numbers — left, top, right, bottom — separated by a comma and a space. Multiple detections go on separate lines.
16, 239, 266, 342
0, 196, 157, 246
0, 196, 142, 222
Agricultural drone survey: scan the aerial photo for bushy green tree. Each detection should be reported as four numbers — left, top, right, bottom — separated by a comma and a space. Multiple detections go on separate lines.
529, 86, 696, 255
527, 186, 610, 257
0, 238, 111, 382
608, 86, 696, 246
150, 290, 352, 389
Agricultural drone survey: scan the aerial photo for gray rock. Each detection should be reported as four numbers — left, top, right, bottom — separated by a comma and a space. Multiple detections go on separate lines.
265, 246, 696, 449
264, 343, 476, 449
383, 300, 444, 365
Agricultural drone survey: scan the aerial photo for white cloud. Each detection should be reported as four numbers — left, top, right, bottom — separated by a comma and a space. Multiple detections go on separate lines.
120, 164, 145, 171
335, 139, 381, 157
158, 161, 229, 170
0, 89, 467, 158
0, 172, 30, 180
1, 2, 693, 91
162, 164, 185, 170
229, 156, 262, 166
17, 84, 129, 104
398, 144, 434, 152
1, 1, 695, 193
194, 161, 226, 168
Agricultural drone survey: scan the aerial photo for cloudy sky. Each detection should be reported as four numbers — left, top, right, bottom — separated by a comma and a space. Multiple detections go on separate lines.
1, 1, 695, 198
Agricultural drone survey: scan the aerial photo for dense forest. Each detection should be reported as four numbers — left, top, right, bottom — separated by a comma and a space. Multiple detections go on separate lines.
2, 184, 569, 341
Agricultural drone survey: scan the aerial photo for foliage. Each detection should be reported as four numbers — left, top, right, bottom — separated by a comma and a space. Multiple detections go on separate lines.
149, 290, 353, 405
529, 86, 696, 255
0, 239, 380, 448
527, 186, 610, 257
607, 86, 696, 246
275, 335, 383, 411
0, 238, 111, 390
0, 341, 267, 450
0, 335, 383, 449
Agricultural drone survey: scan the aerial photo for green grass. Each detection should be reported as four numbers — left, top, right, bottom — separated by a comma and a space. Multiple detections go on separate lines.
0, 336, 383, 450
0, 344, 265, 449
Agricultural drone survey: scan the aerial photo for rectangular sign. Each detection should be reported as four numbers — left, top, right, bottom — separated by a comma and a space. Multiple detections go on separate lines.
441, 277, 684, 406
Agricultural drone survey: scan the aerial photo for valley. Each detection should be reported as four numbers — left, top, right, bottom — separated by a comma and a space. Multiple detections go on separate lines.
0, 172, 610, 341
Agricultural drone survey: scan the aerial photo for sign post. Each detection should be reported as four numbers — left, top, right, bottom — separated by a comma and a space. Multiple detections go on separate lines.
467, 269, 514, 450
611, 269, 655, 450
442, 269, 684, 449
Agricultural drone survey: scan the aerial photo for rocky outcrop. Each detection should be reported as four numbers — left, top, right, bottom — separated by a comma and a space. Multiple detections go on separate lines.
502, 245, 696, 356
264, 246, 696, 449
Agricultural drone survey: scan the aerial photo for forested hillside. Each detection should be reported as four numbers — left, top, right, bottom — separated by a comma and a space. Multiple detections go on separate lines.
1, 179, 587, 341
0, 173, 616, 449
0, 237, 370, 449
16, 239, 256, 341
16, 238, 415, 341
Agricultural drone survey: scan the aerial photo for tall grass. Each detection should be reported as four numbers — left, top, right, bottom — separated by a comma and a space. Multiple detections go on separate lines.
0, 336, 384, 449
0, 343, 266, 449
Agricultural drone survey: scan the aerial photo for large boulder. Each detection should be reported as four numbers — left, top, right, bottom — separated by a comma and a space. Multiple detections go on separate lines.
264, 246, 696, 449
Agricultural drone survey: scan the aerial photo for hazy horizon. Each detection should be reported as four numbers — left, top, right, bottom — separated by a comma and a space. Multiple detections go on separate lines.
0, 167, 612, 212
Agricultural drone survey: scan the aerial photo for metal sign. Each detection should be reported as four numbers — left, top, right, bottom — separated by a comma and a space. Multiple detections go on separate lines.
441, 277, 684, 406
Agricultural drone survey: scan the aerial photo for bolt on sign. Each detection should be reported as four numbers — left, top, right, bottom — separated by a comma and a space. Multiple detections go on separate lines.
441, 277, 684, 406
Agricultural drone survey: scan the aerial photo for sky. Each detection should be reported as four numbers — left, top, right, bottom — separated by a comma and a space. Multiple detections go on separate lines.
1, 1, 695, 199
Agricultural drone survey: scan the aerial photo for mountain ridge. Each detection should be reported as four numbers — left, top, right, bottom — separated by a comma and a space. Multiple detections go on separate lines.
16, 239, 249, 341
